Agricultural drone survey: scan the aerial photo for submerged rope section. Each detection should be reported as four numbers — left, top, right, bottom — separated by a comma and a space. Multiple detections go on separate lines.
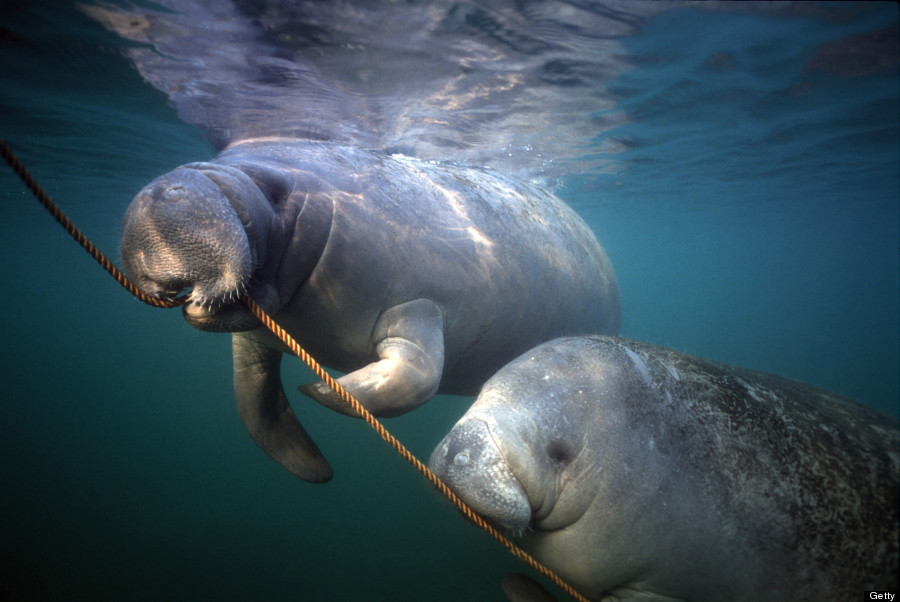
0, 139, 186, 309
1, 137, 589, 602
243, 296, 590, 602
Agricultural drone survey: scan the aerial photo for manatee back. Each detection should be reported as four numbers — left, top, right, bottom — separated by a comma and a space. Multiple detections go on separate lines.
589, 336, 900, 599
484, 336, 898, 599
216, 140, 621, 392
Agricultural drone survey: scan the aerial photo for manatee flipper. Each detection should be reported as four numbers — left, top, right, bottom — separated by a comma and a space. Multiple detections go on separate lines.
300, 299, 445, 417
502, 573, 557, 602
233, 331, 333, 482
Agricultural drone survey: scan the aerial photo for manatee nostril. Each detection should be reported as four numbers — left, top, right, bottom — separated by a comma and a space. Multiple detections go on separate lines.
161, 185, 187, 201
453, 451, 470, 466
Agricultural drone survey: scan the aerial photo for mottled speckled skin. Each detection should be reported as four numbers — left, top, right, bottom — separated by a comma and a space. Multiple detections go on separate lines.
120, 139, 620, 482
430, 336, 899, 602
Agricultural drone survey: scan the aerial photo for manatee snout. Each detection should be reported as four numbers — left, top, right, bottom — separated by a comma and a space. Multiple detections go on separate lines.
429, 418, 531, 532
120, 166, 256, 330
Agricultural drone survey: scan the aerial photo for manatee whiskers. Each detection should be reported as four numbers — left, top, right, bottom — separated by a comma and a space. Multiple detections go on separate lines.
505, 523, 532, 539
456, 504, 525, 538
220, 280, 248, 305
187, 274, 250, 311
189, 289, 240, 311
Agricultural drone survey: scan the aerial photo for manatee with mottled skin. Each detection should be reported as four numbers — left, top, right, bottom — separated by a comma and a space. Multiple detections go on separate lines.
120, 139, 620, 482
430, 336, 899, 601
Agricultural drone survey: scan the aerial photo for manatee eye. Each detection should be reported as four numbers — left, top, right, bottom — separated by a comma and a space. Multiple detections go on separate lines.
546, 439, 574, 465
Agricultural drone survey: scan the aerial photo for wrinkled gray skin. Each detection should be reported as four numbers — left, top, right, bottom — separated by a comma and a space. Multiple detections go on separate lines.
120, 139, 620, 483
430, 336, 899, 602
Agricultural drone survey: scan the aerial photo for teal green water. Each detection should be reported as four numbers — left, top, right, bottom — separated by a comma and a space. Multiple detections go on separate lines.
1, 2, 897, 601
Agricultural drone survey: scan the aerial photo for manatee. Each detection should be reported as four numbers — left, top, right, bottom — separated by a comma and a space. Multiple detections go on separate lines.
120, 139, 621, 482
429, 335, 899, 601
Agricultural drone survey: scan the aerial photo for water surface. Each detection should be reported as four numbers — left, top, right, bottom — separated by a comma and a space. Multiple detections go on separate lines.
1, 2, 897, 600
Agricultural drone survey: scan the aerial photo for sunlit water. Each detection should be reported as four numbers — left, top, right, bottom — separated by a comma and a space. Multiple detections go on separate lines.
1, 2, 897, 601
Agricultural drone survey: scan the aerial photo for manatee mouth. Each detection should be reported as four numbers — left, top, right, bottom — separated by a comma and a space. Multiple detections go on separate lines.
138, 276, 258, 333
180, 283, 261, 332
183, 300, 257, 332
124, 237, 258, 333
179, 275, 284, 333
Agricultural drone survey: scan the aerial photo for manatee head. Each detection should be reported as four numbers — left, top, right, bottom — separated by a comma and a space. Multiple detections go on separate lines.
428, 387, 580, 535
121, 162, 273, 331
429, 338, 608, 536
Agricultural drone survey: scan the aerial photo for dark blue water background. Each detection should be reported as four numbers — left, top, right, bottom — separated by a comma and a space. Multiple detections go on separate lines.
1, 2, 897, 601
